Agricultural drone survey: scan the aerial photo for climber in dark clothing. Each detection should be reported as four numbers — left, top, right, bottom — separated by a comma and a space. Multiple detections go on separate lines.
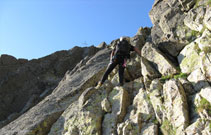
96, 36, 142, 88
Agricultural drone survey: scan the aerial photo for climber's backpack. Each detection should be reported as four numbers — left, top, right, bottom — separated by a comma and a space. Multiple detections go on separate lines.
114, 40, 131, 58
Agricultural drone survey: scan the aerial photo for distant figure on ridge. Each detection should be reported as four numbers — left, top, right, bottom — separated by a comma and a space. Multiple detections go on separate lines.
96, 36, 142, 88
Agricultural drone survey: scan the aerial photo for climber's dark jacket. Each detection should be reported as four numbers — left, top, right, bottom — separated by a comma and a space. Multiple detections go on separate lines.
100, 40, 135, 86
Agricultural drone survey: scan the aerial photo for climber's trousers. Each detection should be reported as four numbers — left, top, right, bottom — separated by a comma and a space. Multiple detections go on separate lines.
100, 59, 125, 86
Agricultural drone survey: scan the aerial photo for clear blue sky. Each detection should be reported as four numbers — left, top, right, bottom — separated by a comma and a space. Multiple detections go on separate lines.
0, 0, 154, 60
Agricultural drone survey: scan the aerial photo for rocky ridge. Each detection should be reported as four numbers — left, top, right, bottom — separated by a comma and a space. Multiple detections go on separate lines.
0, 0, 211, 135
0, 46, 100, 128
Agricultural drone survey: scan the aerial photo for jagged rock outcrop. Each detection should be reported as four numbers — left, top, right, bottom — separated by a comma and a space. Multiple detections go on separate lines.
0, 0, 211, 135
0, 48, 110, 135
142, 42, 178, 76
97, 42, 107, 49
0, 46, 99, 128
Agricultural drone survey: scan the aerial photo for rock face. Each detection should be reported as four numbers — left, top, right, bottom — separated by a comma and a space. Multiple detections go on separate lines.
0, 46, 99, 128
0, 0, 211, 135
0, 48, 110, 135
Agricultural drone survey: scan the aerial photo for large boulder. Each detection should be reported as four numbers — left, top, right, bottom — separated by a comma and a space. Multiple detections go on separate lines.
184, 6, 206, 32
142, 42, 178, 76
141, 57, 161, 80
162, 79, 189, 135
102, 86, 130, 135
49, 87, 104, 135
178, 38, 210, 79
130, 35, 145, 50
187, 68, 210, 92
149, 79, 164, 123
178, 42, 201, 73
117, 88, 158, 135
149, 0, 186, 42
149, 0, 170, 26
0, 54, 18, 65
149, 0, 209, 56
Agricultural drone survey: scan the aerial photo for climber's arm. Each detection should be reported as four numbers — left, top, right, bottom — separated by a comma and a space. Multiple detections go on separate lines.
110, 47, 115, 60
134, 47, 142, 57
109, 49, 115, 63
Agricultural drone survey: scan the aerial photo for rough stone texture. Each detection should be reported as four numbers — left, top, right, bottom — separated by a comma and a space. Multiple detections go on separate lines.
179, 0, 196, 11
111, 73, 120, 86
102, 86, 130, 135
187, 94, 200, 124
149, 0, 188, 55
0, 48, 110, 135
196, 29, 211, 53
123, 77, 145, 98
111, 86, 130, 122
0, 54, 19, 66
149, 79, 164, 123
187, 68, 210, 92
103, 113, 118, 135
151, 24, 164, 45
204, 6, 211, 31
109, 38, 119, 50
158, 40, 186, 58
184, 6, 206, 32
149, 0, 210, 57
49, 87, 104, 135
126, 55, 142, 80
185, 118, 210, 135
200, 87, 211, 103
201, 53, 211, 82
178, 78, 195, 95
117, 120, 136, 135
130, 35, 145, 50
159, 7, 184, 35
1, 0, 211, 135
117, 121, 158, 135
149, 0, 170, 26
117, 87, 158, 135
141, 57, 161, 80
97, 41, 107, 49
101, 97, 112, 113
142, 42, 178, 76
163, 0, 196, 11
0, 46, 100, 127
194, 94, 211, 121
140, 123, 158, 135
178, 42, 201, 73
133, 27, 151, 50
136, 27, 151, 38
130, 88, 155, 123
163, 79, 189, 134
